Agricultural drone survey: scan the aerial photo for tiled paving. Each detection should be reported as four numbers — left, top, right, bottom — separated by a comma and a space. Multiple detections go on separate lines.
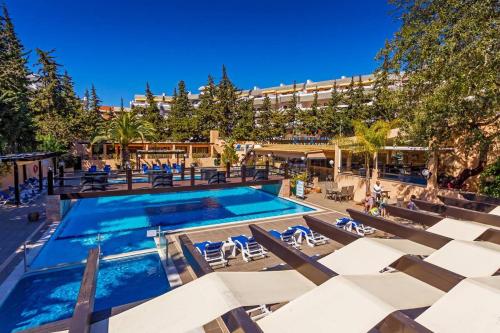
0, 195, 52, 283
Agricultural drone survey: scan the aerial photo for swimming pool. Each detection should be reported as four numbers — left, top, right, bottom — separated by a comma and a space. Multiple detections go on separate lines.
0, 253, 169, 333
30, 187, 314, 268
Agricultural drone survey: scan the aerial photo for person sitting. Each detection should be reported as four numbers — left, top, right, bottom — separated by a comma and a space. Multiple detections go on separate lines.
373, 181, 382, 201
364, 192, 374, 213
407, 195, 419, 210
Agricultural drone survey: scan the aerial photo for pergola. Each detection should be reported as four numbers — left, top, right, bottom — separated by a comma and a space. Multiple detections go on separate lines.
0, 152, 60, 205
136, 149, 187, 164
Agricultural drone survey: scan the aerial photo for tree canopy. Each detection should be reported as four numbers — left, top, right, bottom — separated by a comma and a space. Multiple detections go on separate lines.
382, 0, 499, 186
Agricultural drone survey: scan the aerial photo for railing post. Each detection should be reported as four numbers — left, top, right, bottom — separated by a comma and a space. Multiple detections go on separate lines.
241, 164, 246, 183
38, 160, 43, 192
226, 162, 231, 178
284, 163, 289, 179
190, 166, 195, 186
47, 168, 54, 195
13, 162, 20, 206
126, 167, 132, 191
59, 164, 64, 187
265, 160, 269, 174
181, 163, 185, 181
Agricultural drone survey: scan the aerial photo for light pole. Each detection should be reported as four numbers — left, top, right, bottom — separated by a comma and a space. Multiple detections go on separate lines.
329, 159, 334, 181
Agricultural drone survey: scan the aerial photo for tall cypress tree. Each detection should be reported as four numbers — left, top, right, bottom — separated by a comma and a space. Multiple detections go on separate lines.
257, 96, 273, 141
143, 82, 165, 140
168, 80, 194, 141
232, 99, 255, 140
0, 4, 35, 152
216, 65, 238, 137
195, 75, 217, 139
286, 81, 299, 135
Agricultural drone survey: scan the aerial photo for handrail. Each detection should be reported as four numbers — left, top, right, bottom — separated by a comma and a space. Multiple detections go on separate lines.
69, 247, 100, 333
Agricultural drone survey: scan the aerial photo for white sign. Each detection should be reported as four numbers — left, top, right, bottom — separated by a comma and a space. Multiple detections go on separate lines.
296, 180, 305, 199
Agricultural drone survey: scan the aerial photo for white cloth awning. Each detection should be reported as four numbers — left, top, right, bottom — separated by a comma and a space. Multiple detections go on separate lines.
488, 206, 500, 216
258, 273, 444, 333
416, 276, 500, 332
424, 240, 500, 277
426, 217, 499, 241
318, 238, 435, 275
91, 271, 315, 333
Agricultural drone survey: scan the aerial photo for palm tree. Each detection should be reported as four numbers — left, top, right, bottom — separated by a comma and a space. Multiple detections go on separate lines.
350, 120, 393, 194
93, 111, 155, 169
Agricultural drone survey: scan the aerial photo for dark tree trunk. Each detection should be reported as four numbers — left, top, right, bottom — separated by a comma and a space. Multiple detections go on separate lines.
451, 141, 490, 188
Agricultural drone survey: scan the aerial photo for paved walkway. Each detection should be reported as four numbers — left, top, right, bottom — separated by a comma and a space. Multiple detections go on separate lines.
0, 195, 51, 283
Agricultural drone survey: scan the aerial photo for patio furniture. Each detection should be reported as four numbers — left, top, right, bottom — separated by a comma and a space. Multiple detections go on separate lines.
337, 186, 349, 201
268, 229, 300, 249
324, 182, 340, 200
347, 185, 355, 200
193, 241, 228, 268
230, 235, 267, 262
289, 225, 328, 247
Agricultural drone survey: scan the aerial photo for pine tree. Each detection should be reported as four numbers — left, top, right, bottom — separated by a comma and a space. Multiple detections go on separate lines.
168, 80, 195, 141
353, 75, 368, 121
216, 65, 238, 137
0, 4, 35, 153
257, 96, 273, 141
298, 90, 319, 135
286, 81, 299, 135
271, 94, 286, 138
83, 88, 90, 111
320, 82, 345, 137
89, 84, 101, 112
232, 99, 255, 140
142, 82, 165, 140
372, 41, 399, 121
195, 75, 217, 139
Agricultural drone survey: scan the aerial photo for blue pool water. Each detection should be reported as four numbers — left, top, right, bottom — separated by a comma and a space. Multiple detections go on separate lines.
59, 187, 312, 237
0, 253, 169, 333
30, 187, 313, 269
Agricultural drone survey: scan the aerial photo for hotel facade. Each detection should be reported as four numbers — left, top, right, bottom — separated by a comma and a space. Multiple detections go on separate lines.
129, 73, 402, 115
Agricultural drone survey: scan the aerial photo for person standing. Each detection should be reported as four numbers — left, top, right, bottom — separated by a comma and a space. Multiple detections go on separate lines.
373, 180, 383, 201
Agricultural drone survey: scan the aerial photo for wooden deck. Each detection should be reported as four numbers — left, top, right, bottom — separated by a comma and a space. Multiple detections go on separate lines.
169, 210, 345, 273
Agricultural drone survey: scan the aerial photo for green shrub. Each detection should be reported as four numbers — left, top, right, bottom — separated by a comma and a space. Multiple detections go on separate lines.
479, 158, 500, 198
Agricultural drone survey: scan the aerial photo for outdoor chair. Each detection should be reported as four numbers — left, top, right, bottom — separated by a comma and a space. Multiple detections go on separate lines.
208, 171, 227, 184
253, 170, 269, 181
193, 241, 228, 268
289, 225, 328, 247
337, 186, 349, 201
268, 229, 300, 249
230, 235, 267, 262
324, 181, 339, 200
152, 173, 173, 188
347, 185, 355, 200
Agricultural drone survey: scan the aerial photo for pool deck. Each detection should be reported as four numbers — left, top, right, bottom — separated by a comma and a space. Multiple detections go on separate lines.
0, 195, 52, 284
167, 192, 379, 274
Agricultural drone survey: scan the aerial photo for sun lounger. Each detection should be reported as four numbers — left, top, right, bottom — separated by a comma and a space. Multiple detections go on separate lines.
268, 229, 300, 248
88, 165, 97, 173
194, 241, 228, 268
246, 304, 272, 321
103, 165, 111, 173
289, 225, 328, 247
335, 217, 375, 236
230, 235, 266, 262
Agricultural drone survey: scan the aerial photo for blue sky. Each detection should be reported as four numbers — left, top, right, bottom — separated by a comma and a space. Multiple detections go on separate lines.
6, 0, 400, 105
